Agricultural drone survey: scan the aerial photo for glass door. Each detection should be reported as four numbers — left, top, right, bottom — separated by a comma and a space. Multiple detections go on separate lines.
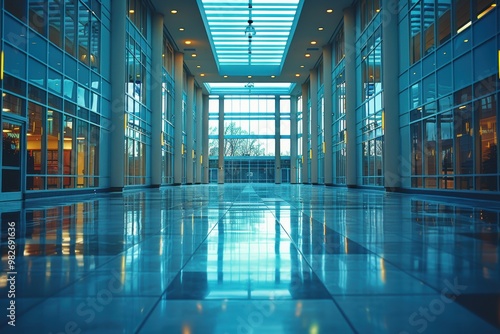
1, 120, 24, 201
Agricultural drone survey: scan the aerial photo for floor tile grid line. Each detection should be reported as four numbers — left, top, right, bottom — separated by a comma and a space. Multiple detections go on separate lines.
134, 188, 241, 333
0, 194, 192, 331
0, 255, 120, 331
270, 190, 496, 332
257, 189, 361, 334
282, 186, 500, 330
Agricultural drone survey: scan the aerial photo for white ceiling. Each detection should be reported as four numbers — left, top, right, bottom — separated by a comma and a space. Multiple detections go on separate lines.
151, 0, 354, 95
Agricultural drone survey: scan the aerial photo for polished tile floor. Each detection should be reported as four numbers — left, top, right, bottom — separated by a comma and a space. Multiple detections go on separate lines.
1, 184, 499, 333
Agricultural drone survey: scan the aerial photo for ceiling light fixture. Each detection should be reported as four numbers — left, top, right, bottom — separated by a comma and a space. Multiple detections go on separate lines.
305, 53, 311, 57
244, 0, 256, 64
185, 40, 192, 45
179, 28, 185, 31
171, 9, 178, 14
318, 27, 324, 31
310, 41, 317, 45
326, 9, 333, 13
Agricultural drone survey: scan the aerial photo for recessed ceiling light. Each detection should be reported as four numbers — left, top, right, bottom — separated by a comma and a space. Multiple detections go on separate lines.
200, 73, 205, 77
326, 9, 333, 13
318, 27, 324, 31
129, 10, 135, 14
179, 28, 185, 31
248, 75, 252, 78
295, 73, 300, 77
224, 75, 228, 78
271, 75, 276, 78
191, 53, 197, 57
310, 41, 317, 45
171, 10, 178, 14
185, 40, 192, 45
300, 65, 305, 68
196, 65, 201, 68
305, 53, 311, 58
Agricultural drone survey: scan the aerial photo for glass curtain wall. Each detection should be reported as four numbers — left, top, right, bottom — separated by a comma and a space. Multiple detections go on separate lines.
332, 25, 346, 185
161, 38, 175, 184
208, 95, 290, 183
405, 0, 498, 191
317, 63, 325, 184
297, 95, 303, 183
280, 96, 291, 182
1, 0, 106, 193
125, 0, 151, 186
358, 0, 383, 186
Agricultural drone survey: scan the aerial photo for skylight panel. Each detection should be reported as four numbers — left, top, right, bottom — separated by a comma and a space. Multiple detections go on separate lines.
198, 0, 304, 76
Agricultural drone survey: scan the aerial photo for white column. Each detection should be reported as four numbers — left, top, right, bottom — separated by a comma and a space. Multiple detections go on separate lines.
290, 95, 298, 184
310, 69, 318, 184
196, 87, 203, 184
301, 83, 309, 184
110, 0, 126, 191
202, 94, 209, 183
275, 95, 281, 184
186, 75, 195, 185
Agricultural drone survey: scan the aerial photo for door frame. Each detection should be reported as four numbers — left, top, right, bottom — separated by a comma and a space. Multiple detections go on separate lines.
1, 117, 25, 201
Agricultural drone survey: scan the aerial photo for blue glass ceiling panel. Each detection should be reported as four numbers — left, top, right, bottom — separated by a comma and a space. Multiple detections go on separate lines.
198, 0, 304, 76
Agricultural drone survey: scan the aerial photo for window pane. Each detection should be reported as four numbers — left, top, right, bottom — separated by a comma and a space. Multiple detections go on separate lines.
410, 2, 421, 64
3, 93, 25, 116
454, 104, 473, 175
455, 0, 471, 33
5, 1, 26, 22
437, 0, 451, 45
477, 95, 497, 175
49, 0, 63, 47
424, 116, 437, 176
422, 0, 435, 54
438, 111, 454, 187
47, 110, 61, 175
65, 0, 77, 56
29, 0, 47, 36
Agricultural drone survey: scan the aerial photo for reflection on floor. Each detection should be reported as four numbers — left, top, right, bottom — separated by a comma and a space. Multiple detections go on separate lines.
1, 184, 499, 333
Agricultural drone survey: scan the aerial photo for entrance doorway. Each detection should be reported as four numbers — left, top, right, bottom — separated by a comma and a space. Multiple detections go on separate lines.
1, 120, 24, 200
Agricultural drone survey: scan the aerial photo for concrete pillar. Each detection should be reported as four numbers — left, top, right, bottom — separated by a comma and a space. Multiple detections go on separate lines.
323, 45, 333, 185
202, 94, 209, 183
382, 0, 401, 191
196, 88, 203, 184
301, 83, 309, 184
186, 75, 194, 184
110, 0, 126, 191
344, 6, 357, 187
218, 96, 224, 184
290, 95, 298, 184
174, 52, 184, 185
151, 13, 163, 187
275, 95, 281, 184
310, 69, 318, 184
